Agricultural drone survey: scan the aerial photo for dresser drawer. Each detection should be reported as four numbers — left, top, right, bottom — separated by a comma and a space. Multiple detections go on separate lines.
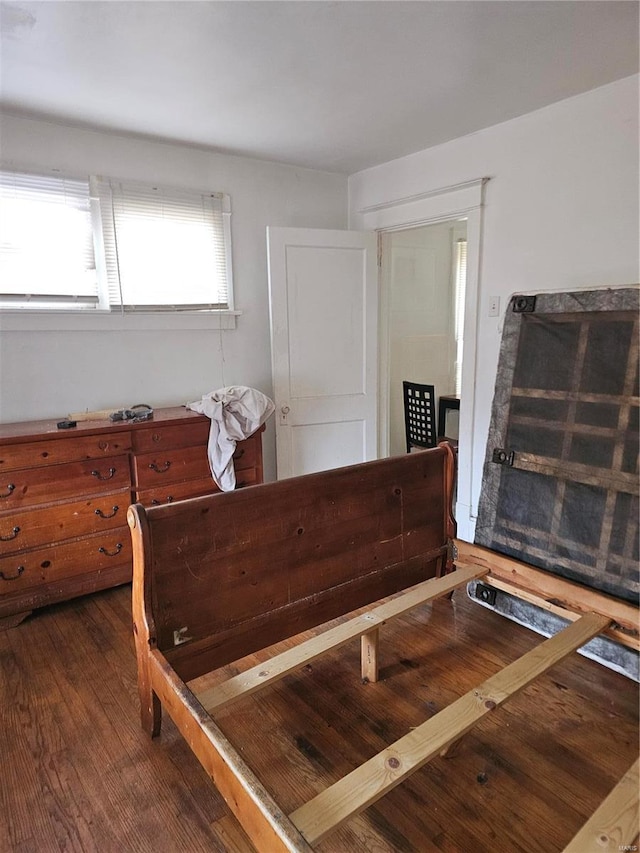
234, 466, 260, 489
232, 438, 259, 472
0, 489, 130, 556
133, 437, 260, 490
135, 461, 259, 505
0, 455, 131, 512
0, 527, 132, 593
136, 477, 219, 506
132, 419, 209, 453
0, 431, 132, 472
133, 445, 210, 490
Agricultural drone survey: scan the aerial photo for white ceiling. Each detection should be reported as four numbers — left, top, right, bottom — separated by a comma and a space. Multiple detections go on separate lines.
1, 1, 638, 174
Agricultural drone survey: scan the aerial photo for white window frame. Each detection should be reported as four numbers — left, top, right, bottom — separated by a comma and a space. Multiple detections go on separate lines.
91, 177, 234, 313
0, 167, 239, 329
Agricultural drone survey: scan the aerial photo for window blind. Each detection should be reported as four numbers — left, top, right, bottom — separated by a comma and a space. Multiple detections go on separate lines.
0, 170, 97, 304
92, 178, 232, 312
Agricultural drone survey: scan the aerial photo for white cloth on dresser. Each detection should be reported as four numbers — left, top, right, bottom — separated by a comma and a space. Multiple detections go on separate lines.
186, 386, 275, 491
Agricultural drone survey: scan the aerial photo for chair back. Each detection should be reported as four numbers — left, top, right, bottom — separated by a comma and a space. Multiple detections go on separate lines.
403, 381, 437, 453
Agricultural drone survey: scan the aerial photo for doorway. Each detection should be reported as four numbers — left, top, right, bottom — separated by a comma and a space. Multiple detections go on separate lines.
380, 219, 467, 457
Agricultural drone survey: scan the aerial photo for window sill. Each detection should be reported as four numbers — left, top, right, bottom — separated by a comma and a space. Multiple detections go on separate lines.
0, 309, 241, 332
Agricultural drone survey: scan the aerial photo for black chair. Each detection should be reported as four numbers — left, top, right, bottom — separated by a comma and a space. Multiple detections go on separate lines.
403, 381, 437, 453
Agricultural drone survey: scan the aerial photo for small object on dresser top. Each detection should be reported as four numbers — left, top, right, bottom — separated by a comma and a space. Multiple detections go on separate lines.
109, 404, 154, 423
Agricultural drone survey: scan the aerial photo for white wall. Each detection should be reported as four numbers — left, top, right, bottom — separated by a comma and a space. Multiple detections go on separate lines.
0, 115, 348, 479
349, 75, 640, 540
384, 221, 457, 456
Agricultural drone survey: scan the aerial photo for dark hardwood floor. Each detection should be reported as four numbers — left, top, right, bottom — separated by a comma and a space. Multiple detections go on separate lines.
1, 582, 637, 852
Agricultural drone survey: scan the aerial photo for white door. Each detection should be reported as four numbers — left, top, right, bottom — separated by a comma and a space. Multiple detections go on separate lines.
267, 226, 378, 479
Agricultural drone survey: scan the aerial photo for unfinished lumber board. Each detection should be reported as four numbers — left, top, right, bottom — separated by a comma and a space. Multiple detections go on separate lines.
562, 757, 639, 852
456, 540, 639, 640
289, 611, 610, 846
480, 573, 639, 652
360, 630, 379, 683
193, 565, 487, 714
68, 409, 115, 421
148, 649, 312, 853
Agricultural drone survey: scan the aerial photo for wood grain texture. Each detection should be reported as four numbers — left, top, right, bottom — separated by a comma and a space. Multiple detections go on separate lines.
2, 583, 638, 852
211, 589, 639, 852
130, 447, 452, 682
0, 489, 131, 554
0, 561, 131, 619
360, 629, 379, 683
0, 454, 131, 511
480, 572, 639, 651
0, 411, 264, 627
193, 565, 486, 713
562, 757, 639, 852
456, 540, 639, 638
1, 586, 235, 853
149, 648, 313, 852
289, 612, 611, 844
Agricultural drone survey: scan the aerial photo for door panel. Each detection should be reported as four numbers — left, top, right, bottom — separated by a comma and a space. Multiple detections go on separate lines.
287, 245, 366, 397
267, 227, 377, 479
291, 420, 365, 477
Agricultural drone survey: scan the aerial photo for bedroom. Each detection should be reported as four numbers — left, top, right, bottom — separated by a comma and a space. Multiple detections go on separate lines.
0, 2, 638, 850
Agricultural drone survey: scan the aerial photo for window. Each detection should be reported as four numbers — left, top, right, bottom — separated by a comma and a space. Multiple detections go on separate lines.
453, 236, 467, 397
92, 178, 232, 312
0, 169, 233, 313
0, 170, 97, 308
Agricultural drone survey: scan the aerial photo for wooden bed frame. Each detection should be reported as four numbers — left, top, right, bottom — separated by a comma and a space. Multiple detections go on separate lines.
127, 445, 639, 852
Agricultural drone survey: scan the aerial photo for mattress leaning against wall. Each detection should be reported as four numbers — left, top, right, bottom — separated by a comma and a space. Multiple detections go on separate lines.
472, 285, 639, 679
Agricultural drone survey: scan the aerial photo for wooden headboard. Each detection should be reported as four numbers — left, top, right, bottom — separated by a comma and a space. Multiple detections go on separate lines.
128, 444, 456, 683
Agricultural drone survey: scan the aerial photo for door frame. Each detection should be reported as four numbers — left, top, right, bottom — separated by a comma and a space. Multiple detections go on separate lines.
354, 178, 487, 541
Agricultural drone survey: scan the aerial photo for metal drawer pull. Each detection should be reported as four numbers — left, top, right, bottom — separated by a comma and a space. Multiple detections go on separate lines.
1, 484, 15, 498
0, 565, 24, 581
0, 526, 20, 541
149, 461, 172, 473
151, 496, 174, 505
91, 467, 116, 481
98, 543, 123, 557
234, 448, 245, 459
95, 506, 119, 519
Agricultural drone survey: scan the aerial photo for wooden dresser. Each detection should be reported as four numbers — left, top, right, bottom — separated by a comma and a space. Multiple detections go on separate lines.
0, 407, 264, 627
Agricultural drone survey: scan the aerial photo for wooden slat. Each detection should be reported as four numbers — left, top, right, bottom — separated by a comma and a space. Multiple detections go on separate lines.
290, 611, 610, 846
562, 757, 640, 852
148, 649, 313, 853
481, 573, 639, 652
456, 540, 639, 638
193, 565, 487, 713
